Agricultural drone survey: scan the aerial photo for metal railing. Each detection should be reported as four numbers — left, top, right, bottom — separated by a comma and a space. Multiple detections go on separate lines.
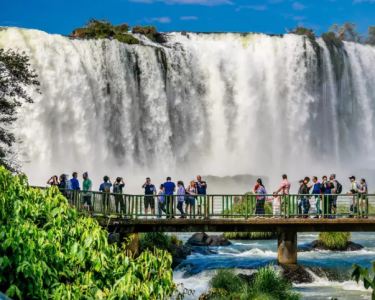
37, 187, 375, 220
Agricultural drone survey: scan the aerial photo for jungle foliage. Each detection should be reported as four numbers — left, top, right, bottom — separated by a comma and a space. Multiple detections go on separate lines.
0, 166, 175, 299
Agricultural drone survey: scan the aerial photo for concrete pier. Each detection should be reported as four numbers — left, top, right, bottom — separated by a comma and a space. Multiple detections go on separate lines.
277, 231, 297, 265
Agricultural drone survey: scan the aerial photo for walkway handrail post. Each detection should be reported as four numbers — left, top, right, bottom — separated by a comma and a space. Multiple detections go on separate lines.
245, 194, 249, 219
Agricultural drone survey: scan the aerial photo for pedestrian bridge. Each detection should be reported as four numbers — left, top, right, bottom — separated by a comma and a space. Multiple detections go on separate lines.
49, 188, 375, 264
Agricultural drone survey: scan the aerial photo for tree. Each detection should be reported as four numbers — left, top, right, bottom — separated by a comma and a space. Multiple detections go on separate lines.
329, 22, 361, 42
0, 48, 39, 171
367, 26, 375, 45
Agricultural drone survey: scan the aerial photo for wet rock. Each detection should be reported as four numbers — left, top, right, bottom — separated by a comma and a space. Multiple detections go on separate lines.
187, 232, 231, 246
280, 264, 314, 283
304, 240, 364, 251
170, 244, 192, 269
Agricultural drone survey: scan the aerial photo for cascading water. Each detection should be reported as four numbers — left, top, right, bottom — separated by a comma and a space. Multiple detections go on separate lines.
1, 27, 375, 190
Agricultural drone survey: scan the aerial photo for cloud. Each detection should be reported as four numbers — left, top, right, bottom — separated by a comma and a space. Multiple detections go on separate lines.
180, 16, 199, 20
353, 0, 375, 2
236, 4, 268, 11
293, 15, 306, 21
145, 17, 172, 23
292, 1, 306, 10
130, 0, 232, 5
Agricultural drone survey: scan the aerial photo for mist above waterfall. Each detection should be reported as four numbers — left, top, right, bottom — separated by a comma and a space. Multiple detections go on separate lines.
1, 28, 375, 192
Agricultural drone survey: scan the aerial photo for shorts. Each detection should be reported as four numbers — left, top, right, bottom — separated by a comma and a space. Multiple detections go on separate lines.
185, 196, 196, 206
82, 195, 92, 206
144, 195, 155, 209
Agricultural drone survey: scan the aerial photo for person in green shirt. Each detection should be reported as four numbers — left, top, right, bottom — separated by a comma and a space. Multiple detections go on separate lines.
82, 172, 93, 210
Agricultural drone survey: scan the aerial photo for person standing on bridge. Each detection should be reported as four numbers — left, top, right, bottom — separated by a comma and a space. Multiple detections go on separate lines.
348, 176, 360, 216
70, 172, 80, 191
82, 172, 93, 211
113, 177, 125, 215
254, 178, 267, 216
157, 184, 166, 218
273, 174, 291, 216
163, 177, 176, 219
186, 180, 197, 218
311, 176, 322, 217
47, 175, 59, 187
99, 176, 112, 214
177, 181, 186, 218
142, 177, 156, 217
298, 177, 311, 218
358, 178, 368, 218
321, 175, 333, 217
196, 175, 207, 217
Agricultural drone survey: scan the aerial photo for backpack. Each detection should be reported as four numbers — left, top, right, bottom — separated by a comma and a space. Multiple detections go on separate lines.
336, 180, 342, 194
104, 183, 111, 193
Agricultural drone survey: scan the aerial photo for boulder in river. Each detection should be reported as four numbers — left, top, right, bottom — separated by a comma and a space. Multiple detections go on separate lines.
279, 264, 314, 283
187, 232, 231, 246
302, 240, 364, 251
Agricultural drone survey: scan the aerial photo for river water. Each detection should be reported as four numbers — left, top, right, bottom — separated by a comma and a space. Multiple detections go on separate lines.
173, 232, 375, 299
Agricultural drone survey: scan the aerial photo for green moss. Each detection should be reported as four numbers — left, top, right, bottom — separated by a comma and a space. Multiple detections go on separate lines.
318, 232, 351, 250
114, 33, 140, 45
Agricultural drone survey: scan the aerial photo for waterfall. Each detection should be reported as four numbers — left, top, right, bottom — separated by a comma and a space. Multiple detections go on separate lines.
1, 28, 375, 190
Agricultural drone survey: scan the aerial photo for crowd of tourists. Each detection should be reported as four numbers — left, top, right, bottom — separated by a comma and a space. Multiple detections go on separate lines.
47, 172, 368, 218
47, 173, 207, 219
253, 174, 368, 218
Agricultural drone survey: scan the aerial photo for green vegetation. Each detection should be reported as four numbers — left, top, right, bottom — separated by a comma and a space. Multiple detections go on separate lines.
223, 194, 276, 240
71, 19, 166, 45
0, 49, 39, 171
0, 166, 175, 299
139, 232, 182, 252
318, 232, 351, 250
224, 232, 276, 240
203, 267, 299, 300
72, 19, 139, 44
352, 262, 375, 299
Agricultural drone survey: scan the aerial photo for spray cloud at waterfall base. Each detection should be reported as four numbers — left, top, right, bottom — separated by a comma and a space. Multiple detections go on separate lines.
1, 28, 375, 190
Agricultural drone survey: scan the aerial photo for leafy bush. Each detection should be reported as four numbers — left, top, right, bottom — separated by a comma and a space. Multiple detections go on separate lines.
318, 232, 351, 250
0, 166, 175, 299
71, 19, 140, 45
204, 267, 299, 300
352, 262, 375, 298
210, 269, 246, 294
251, 266, 299, 300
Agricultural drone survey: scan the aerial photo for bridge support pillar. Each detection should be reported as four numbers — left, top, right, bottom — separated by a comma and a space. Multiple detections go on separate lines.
277, 231, 297, 265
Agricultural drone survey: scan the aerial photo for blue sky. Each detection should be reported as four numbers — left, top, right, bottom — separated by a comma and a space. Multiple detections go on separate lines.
1, 0, 374, 36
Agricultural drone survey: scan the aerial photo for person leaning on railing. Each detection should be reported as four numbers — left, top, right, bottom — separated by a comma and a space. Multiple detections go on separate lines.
348, 176, 360, 216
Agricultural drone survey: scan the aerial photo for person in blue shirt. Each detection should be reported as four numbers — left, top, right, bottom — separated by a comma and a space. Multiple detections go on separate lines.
99, 176, 112, 213
70, 172, 80, 190
142, 177, 156, 217
195, 175, 207, 217
311, 176, 322, 217
163, 177, 176, 218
